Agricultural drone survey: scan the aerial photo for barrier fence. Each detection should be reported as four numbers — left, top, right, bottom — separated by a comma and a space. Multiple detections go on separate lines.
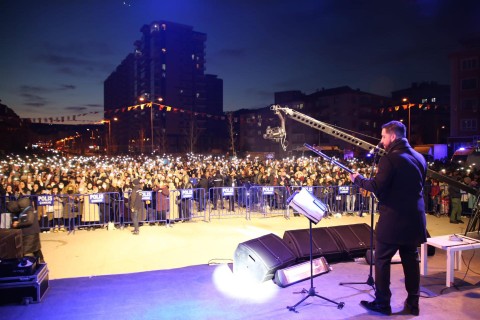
0, 184, 475, 232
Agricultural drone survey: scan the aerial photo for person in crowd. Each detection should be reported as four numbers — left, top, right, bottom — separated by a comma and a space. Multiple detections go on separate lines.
179, 174, 193, 220
448, 175, 463, 224
197, 171, 211, 211
225, 169, 239, 212
212, 170, 225, 210
129, 179, 144, 235
153, 178, 170, 226
430, 179, 441, 216
350, 121, 427, 316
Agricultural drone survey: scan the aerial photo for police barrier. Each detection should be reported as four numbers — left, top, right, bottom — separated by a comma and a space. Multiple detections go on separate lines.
167, 188, 207, 222
208, 187, 248, 220
248, 186, 288, 218
0, 184, 461, 231
26, 192, 125, 232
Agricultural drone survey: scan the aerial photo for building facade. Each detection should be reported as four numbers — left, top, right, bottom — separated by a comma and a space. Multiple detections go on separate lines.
104, 21, 224, 154
449, 39, 480, 150
389, 81, 450, 146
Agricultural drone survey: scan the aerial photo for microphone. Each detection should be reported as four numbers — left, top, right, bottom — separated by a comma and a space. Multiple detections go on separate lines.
369, 142, 383, 154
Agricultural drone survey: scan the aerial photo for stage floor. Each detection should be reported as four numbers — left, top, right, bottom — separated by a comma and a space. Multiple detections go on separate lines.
1, 213, 479, 319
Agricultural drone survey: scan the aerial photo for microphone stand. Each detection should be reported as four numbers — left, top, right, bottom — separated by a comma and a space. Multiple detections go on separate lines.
302, 144, 377, 292
338, 151, 378, 291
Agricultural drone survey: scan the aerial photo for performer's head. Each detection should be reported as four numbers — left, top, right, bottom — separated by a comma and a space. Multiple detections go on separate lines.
381, 121, 406, 149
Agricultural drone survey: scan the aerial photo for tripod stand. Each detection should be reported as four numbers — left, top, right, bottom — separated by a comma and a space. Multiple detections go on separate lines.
465, 192, 480, 235
287, 218, 345, 312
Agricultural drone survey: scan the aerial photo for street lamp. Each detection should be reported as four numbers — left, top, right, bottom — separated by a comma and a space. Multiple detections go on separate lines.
402, 98, 411, 141
139, 94, 163, 154
101, 117, 117, 154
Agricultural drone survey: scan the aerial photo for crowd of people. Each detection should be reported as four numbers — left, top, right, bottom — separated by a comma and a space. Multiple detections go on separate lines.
0, 151, 478, 229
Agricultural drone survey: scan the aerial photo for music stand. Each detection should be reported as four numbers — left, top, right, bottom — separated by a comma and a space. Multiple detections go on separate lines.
301, 143, 377, 293
286, 188, 345, 312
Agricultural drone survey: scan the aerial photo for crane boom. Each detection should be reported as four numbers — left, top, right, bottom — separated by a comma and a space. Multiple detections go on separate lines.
267, 105, 477, 195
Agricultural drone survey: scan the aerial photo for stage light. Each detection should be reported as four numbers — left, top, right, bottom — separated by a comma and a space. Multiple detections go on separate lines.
212, 264, 279, 303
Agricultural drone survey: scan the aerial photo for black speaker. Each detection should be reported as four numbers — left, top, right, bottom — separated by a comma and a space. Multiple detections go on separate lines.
282, 227, 344, 262
0, 229, 23, 260
329, 223, 374, 259
233, 233, 297, 282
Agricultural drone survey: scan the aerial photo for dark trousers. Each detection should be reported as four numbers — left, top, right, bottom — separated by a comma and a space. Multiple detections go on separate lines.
131, 210, 139, 231
374, 240, 420, 306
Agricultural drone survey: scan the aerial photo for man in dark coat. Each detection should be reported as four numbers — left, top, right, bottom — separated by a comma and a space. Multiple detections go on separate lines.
350, 120, 427, 316
9, 197, 45, 263
129, 179, 144, 235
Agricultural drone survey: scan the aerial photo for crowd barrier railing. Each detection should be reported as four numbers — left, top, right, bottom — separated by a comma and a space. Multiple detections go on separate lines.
208, 187, 248, 220
0, 184, 475, 233
247, 186, 288, 219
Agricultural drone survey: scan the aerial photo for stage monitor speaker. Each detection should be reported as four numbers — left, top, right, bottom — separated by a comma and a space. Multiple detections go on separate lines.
233, 233, 297, 282
329, 223, 374, 259
282, 227, 344, 262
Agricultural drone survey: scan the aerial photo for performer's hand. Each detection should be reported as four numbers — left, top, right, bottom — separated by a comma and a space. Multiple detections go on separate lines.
349, 173, 359, 183
12, 221, 19, 228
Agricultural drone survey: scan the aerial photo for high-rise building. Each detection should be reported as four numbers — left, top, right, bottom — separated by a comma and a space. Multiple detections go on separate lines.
449, 38, 480, 150
104, 21, 223, 154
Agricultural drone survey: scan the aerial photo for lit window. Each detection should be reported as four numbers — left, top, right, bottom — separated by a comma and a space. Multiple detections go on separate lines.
162, 64, 166, 70
162, 48, 166, 53
431, 97, 436, 102
422, 98, 428, 103
461, 119, 478, 131
161, 24, 166, 30
196, 93, 200, 98
192, 54, 195, 60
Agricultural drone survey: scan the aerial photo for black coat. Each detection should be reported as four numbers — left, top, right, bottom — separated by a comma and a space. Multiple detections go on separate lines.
353, 138, 427, 245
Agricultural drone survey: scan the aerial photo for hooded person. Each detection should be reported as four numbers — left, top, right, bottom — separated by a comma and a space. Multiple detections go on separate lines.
129, 179, 144, 235
9, 198, 45, 263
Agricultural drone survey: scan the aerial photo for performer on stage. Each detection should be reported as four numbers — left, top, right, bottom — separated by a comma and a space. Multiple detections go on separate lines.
349, 120, 427, 316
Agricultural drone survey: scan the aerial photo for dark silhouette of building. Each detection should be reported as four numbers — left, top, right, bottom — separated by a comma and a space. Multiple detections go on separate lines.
0, 102, 28, 153
449, 38, 480, 150
104, 21, 224, 154
389, 82, 450, 145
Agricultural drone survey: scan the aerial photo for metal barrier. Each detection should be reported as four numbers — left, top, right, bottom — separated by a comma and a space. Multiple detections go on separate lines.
246, 186, 288, 218
166, 188, 207, 222
208, 187, 248, 220
0, 184, 472, 232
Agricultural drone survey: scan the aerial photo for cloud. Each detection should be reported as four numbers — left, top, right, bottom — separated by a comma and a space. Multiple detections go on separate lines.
65, 106, 88, 112
20, 92, 47, 108
34, 41, 117, 77
60, 84, 76, 90
85, 104, 102, 108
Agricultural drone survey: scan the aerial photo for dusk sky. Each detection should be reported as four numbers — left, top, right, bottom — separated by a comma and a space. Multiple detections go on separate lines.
0, 0, 479, 124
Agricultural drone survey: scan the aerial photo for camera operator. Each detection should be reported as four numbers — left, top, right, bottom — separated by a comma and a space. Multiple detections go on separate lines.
8, 197, 45, 263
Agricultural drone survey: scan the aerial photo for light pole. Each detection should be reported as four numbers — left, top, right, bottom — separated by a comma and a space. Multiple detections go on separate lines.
403, 98, 411, 141
101, 118, 117, 154
139, 94, 163, 154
